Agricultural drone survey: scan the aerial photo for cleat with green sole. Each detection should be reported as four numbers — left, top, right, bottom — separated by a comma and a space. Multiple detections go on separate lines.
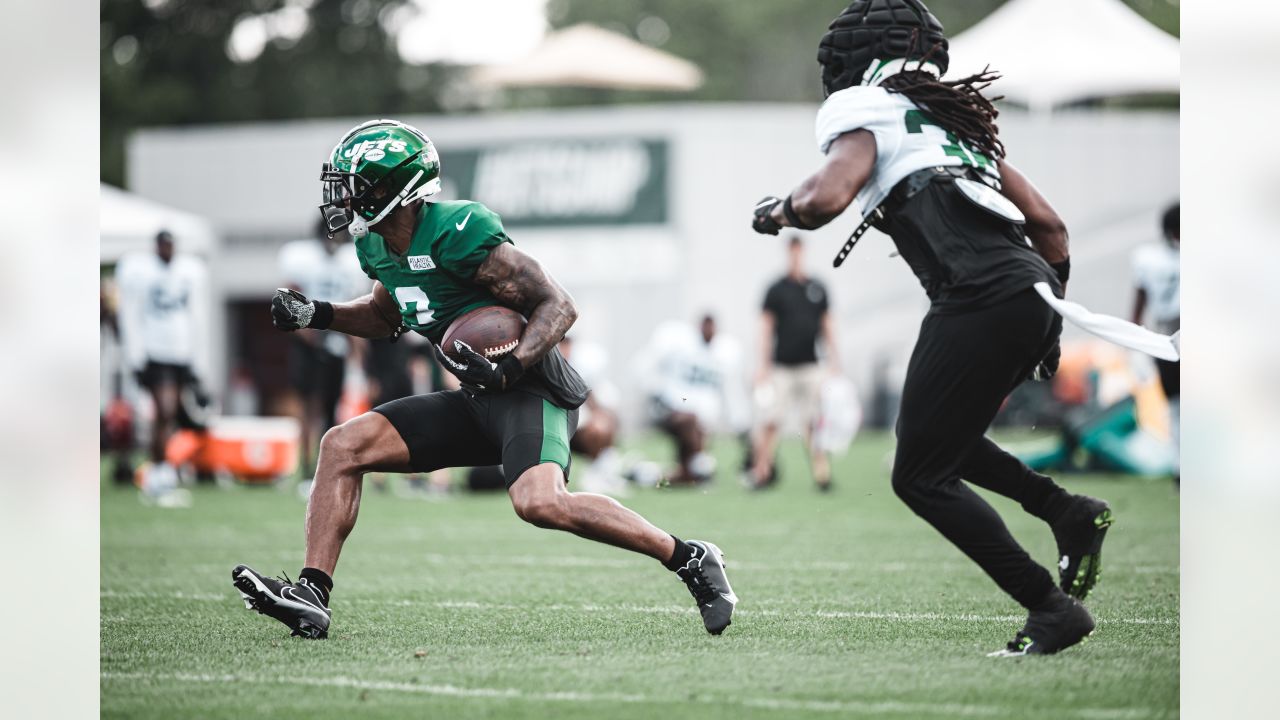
1052, 497, 1114, 602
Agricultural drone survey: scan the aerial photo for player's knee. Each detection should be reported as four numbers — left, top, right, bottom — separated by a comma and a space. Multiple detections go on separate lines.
512, 488, 569, 529
890, 468, 921, 504
319, 418, 374, 471
889, 431, 937, 505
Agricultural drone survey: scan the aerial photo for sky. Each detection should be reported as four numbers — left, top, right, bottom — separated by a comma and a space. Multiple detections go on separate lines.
396, 0, 549, 65
228, 0, 550, 66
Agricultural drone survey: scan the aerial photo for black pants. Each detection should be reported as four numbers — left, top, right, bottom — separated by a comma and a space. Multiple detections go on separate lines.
893, 288, 1070, 609
1156, 358, 1179, 399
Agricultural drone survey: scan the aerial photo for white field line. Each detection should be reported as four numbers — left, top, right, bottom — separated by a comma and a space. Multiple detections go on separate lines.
100, 670, 1168, 719
178, 553, 1180, 576
100, 590, 1178, 626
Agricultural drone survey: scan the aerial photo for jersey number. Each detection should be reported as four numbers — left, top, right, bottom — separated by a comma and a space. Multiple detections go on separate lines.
904, 110, 992, 169
393, 286, 434, 326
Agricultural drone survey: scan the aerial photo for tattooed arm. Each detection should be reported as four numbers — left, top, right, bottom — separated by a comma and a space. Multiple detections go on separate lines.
474, 242, 579, 369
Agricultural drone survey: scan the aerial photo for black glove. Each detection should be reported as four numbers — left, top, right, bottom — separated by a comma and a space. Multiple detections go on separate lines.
271, 288, 333, 330
752, 196, 784, 235
432, 340, 524, 394
1030, 340, 1061, 382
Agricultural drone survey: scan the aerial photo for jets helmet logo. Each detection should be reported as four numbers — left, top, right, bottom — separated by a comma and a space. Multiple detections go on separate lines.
342, 138, 409, 164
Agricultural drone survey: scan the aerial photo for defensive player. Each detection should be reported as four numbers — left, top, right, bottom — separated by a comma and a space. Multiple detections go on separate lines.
232, 119, 736, 639
752, 0, 1111, 656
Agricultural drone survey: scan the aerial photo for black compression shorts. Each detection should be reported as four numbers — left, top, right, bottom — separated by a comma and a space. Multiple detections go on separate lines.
136, 360, 194, 390
373, 389, 578, 488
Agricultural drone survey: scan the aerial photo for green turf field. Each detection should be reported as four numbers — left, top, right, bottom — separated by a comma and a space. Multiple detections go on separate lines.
101, 432, 1179, 719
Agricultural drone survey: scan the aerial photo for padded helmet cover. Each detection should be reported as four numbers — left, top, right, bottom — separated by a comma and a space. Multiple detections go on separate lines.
818, 0, 949, 96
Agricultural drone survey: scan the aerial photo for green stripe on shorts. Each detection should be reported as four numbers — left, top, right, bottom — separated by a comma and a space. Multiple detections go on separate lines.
539, 399, 570, 467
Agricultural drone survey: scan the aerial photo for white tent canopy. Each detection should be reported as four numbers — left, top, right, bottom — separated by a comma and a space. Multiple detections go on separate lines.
473, 23, 704, 92
100, 183, 218, 263
947, 0, 1179, 112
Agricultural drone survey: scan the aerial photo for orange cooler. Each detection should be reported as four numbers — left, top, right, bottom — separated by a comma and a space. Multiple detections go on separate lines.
167, 417, 299, 483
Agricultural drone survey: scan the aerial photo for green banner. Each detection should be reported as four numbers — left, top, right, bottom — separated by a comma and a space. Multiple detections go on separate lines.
441, 138, 667, 227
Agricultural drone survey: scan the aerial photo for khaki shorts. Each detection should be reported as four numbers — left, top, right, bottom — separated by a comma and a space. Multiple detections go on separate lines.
755, 363, 824, 433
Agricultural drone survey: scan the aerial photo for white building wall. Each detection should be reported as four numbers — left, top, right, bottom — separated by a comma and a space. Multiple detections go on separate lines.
129, 104, 1177, 428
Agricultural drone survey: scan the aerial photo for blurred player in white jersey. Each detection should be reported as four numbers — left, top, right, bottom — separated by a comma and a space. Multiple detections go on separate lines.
277, 220, 366, 480
1131, 203, 1180, 483
559, 335, 625, 495
639, 315, 749, 486
115, 230, 209, 504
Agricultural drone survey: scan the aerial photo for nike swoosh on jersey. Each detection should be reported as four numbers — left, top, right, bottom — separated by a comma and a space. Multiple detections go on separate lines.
455, 211, 473, 231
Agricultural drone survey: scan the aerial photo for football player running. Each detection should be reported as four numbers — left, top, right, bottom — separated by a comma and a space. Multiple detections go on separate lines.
752, 0, 1111, 656
232, 120, 736, 639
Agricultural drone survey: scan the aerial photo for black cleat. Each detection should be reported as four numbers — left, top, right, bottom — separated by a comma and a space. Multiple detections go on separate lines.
989, 592, 1095, 657
232, 565, 331, 639
1051, 495, 1115, 601
676, 540, 738, 635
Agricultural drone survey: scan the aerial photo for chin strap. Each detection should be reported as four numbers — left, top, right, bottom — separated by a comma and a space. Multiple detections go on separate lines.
348, 214, 369, 238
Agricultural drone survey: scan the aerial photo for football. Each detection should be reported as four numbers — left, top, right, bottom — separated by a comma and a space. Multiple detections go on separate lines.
440, 305, 526, 361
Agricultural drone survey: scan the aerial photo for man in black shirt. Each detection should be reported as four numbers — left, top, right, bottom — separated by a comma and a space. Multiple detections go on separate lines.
750, 236, 842, 491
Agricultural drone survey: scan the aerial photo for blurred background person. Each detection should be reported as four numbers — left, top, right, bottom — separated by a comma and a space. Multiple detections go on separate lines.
560, 334, 625, 495
100, 276, 135, 486
637, 315, 748, 486
1132, 202, 1180, 483
750, 236, 842, 492
277, 221, 366, 481
366, 332, 456, 497
114, 230, 208, 505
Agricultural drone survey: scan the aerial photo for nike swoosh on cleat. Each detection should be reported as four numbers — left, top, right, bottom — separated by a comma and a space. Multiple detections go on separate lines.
455, 211, 472, 231
281, 587, 326, 613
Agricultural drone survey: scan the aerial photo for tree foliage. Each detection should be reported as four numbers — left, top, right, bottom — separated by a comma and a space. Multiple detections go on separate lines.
101, 0, 1179, 185
543, 0, 1177, 106
101, 0, 453, 186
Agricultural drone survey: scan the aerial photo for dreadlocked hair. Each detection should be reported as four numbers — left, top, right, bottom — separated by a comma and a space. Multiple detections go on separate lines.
880, 64, 1006, 160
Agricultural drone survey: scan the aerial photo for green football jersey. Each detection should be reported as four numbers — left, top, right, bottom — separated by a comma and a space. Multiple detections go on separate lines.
354, 200, 590, 410
355, 200, 508, 344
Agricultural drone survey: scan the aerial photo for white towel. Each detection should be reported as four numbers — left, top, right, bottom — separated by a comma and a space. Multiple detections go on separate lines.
1033, 282, 1180, 362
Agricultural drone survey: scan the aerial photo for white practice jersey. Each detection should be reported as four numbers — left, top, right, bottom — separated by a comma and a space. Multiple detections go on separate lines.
638, 321, 749, 432
1132, 242, 1180, 329
278, 239, 366, 303
115, 252, 208, 371
564, 339, 619, 410
815, 86, 1000, 219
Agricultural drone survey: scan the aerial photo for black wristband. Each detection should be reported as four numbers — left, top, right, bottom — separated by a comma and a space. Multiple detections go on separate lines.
311, 300, 334, 330
1049, 258, 1070, 285
783, 196, 816, 230
498, 354, 525, 388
